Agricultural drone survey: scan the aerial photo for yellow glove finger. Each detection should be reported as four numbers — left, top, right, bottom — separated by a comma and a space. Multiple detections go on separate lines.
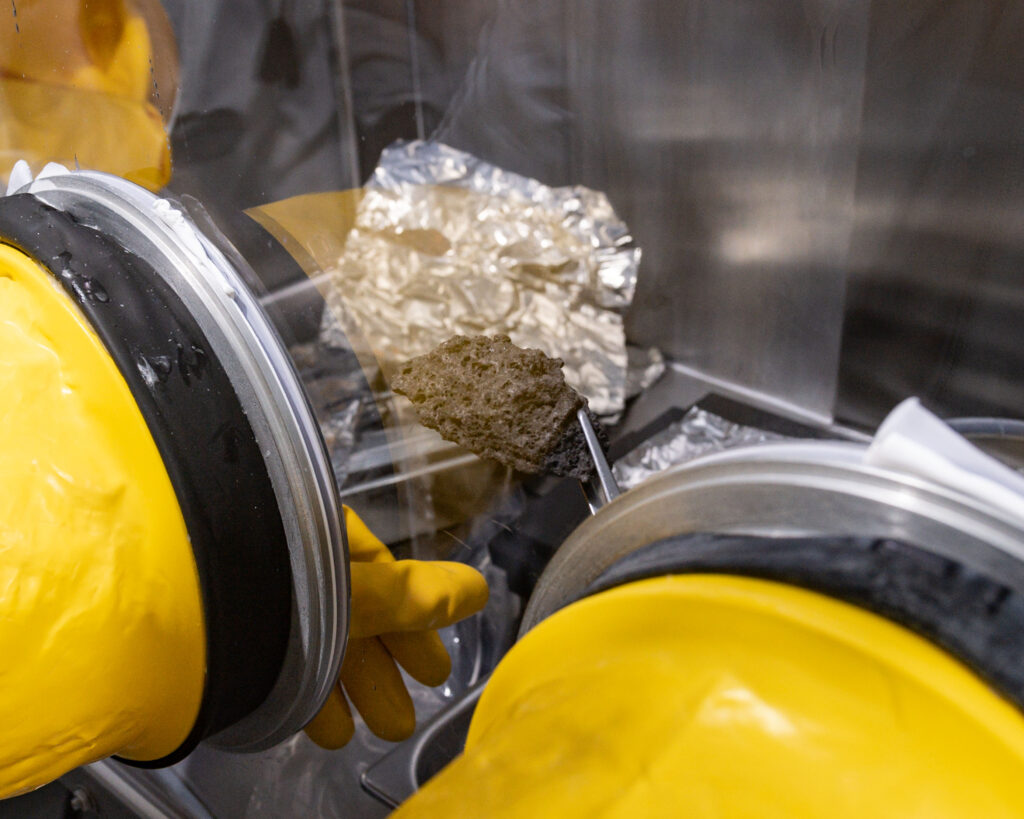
303, 684, 355, 750
341, 636, 416, 742
381, 630, 452, 688
349, 560, 489, 639
344, 505, 394, 564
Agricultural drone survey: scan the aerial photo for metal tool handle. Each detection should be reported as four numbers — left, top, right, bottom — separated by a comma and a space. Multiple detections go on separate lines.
577, 408, 620, 514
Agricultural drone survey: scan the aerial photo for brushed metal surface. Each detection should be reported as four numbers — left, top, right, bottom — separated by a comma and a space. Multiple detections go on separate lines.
434, 0, 870, 416
427, 0, 1024, 422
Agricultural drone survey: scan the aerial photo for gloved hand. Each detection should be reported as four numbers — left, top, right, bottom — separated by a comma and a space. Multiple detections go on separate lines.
304, 506, 489, 748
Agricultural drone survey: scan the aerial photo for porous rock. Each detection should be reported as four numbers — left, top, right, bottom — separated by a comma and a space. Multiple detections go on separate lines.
392, 335, 605, 479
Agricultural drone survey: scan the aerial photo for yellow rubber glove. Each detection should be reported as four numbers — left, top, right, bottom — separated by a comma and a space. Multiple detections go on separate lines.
305, 507, 489, 748
0, 0, 174, 190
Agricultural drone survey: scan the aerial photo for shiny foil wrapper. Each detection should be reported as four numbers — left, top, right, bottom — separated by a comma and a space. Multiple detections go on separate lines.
613, 407, 787, 490
320, 140, 643, 417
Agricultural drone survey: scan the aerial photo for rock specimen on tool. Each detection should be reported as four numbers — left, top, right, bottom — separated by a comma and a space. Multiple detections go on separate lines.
392, 335, 607, 480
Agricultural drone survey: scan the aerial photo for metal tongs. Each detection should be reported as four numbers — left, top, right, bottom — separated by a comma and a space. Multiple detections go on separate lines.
577, 408, 621, 514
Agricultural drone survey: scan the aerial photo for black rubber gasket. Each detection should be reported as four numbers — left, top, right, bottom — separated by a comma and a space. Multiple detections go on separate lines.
0, 194, 293, 766
585, 533, 1024, 714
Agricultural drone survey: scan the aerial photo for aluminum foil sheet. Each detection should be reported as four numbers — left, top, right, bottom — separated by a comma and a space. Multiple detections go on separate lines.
613, 407, 788, 490
320, 140, 642, 417
626, 345, 666, 402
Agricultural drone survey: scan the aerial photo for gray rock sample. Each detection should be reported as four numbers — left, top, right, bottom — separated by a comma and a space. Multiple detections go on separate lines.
391, 335, 607, 479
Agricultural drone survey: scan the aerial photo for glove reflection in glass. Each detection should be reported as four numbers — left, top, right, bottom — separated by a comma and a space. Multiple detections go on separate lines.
304, 507, 489, 748
0, 0, 178, 190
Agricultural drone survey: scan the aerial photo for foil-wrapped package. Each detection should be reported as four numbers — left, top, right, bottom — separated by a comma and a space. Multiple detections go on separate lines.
320, 140, 643, 417
613, 407, 788, 490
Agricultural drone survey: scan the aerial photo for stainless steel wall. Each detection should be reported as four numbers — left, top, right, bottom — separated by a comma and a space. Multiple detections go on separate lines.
163, 0, 1024, 427
410, 0, 1024, 425
837, 1, 1024, 426
566, 0, 871, 418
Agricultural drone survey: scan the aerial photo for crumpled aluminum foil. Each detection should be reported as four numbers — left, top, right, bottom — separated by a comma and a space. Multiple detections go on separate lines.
320, 140, 643, 417
613, 407, 788, 490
